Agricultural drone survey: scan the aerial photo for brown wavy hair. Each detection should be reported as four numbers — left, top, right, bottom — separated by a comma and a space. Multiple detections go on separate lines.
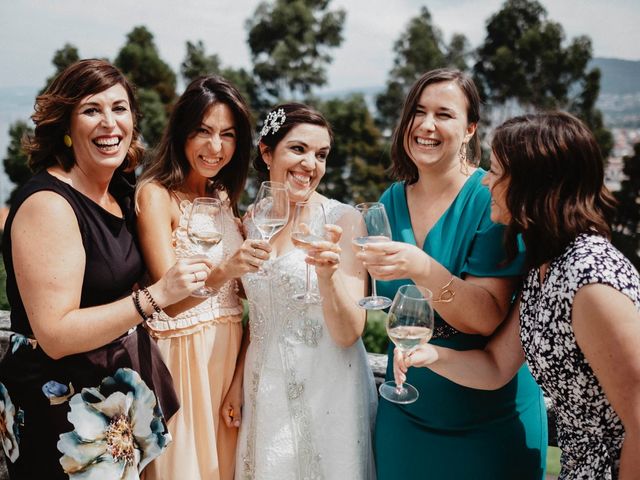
492, 111, 617, 268
390, 68, 481, 184
254, 103, 333, 182
136, 75, 253, 213
24, 59, 143, 172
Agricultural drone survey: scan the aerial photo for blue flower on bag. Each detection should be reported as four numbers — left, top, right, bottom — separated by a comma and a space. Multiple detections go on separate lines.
42, 381, 75, 406
57, 368, 171, 479
9, 333, 37, 354
0, 382, 21, 463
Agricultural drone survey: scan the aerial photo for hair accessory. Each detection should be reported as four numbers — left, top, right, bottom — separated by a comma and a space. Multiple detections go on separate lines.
259, 108, 286, 138
63, 134, 73, 148
432, 276, 455, 303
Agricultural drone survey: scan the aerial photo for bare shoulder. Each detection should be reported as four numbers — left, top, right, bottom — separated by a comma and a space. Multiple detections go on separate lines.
137, 181, 172, 210
13, 190, 78, 231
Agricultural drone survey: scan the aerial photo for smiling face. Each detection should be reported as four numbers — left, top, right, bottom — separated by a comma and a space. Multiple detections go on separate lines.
261, 123, 330, 203
184, 102, 237, 181
482, 152, 512, 225
404, 81, 476, 173
68, 83, 133, 173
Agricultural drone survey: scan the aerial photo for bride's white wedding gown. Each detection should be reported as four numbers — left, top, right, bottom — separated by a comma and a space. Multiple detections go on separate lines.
236, 200, 377, 480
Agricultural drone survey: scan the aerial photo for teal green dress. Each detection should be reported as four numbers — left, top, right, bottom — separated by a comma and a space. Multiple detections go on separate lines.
375, 170, 547, 479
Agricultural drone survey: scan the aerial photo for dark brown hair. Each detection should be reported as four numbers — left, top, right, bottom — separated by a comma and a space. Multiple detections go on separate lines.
254, 102, 333, 182
24, 59, 143, 172
390, 68, 481, 184
137, 75, 253, 211
492, 111, 617, 268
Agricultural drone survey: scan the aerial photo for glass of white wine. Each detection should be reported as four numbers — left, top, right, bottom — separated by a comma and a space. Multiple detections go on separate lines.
251, 181, 289, 274
353, 202, 393, 310
379, 284, 434, 404
290, 201, 326, 303
186, 197, 224, 297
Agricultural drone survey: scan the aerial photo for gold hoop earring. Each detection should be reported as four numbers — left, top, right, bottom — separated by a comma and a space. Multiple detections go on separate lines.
63, 134, 73, 148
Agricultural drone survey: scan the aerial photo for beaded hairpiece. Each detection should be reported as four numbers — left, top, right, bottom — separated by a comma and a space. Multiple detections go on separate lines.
259, 108, 286, 139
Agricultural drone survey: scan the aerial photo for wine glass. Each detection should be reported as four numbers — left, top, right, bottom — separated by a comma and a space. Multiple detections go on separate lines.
379, 284, 434, 404
251, 181, 289, 274
186, 197, 224, 297
290, 201, 326, 303
353, 202, 393, 310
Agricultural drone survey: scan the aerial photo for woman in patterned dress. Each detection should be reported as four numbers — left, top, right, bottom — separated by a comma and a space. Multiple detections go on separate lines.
135, 75, 264, 480
225, 103, 377, 479
395, 111, 640, 479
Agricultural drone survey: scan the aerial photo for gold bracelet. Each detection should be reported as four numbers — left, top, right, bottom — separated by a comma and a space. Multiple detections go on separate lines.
432, 276, 455, 303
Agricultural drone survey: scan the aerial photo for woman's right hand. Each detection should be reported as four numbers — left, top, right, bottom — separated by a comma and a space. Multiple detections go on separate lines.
220, 239, 271, 277
149, 256, 214, 308
393, 345, 440, 385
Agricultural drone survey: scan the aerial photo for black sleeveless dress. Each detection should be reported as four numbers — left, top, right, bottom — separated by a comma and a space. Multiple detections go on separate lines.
0, 170, 179, 479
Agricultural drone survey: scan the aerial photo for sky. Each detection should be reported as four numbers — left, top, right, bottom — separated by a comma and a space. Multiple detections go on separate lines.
1, 0, 639, 91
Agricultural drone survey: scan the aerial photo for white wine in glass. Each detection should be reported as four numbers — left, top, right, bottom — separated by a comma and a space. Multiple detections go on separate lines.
251, 181, 289, 274
354, 202, 393, 310
379, 284, 434, 404
186, 197, 225, 297
291, 201, 326, 304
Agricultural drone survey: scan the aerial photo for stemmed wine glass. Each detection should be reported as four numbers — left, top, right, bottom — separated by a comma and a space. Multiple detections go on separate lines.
353, 202, 393, 309
379, 284, 434, 404
251, 181, 289, 274
290, 201, 326, 304
186, 197, 225, 297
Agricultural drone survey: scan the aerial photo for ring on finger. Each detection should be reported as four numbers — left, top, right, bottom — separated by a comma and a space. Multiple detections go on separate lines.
193, 272, 199, 282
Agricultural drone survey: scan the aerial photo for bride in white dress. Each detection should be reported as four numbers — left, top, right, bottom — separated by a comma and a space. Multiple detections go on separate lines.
223, 103, 377, 480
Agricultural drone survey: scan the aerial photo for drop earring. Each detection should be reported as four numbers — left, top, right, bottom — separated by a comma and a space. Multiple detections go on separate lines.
63, 134, 73, 148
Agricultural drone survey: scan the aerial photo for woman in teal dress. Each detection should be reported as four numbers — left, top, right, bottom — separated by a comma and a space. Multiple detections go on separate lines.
355, 69, 547, 479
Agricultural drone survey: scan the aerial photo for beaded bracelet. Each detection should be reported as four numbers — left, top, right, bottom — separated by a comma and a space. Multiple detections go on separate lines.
142, 287, 162, 314
432, 276, 455, 303
131, 290, 147, 321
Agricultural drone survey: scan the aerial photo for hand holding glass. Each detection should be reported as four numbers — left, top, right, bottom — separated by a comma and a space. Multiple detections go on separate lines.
251, 181, 289, 274
291, 201, 326, 303
354, 202, 393, 310
379, 284, 434, 404
186, 197, 224, 297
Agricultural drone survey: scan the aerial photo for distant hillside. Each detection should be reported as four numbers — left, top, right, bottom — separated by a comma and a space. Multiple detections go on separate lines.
591, 57, 640, 95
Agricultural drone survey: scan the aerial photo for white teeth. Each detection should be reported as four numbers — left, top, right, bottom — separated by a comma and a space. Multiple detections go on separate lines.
200, 156, 221, 165
93, 137, 120, 147
290, 173, 310, 184
416, 138, 439, 146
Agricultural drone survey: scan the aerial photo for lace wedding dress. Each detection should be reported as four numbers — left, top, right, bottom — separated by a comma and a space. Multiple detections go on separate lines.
236, 199, 377, 480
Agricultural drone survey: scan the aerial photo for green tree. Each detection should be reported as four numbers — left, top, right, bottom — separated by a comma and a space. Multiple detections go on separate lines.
115, 26, 177, 146
40, 43, 80, 94
375, 7, 470, 132
2, 121, 32, 205
246, 0, 346, 100
474, 0, 611, 156
180, 40, 267, 115
318, 94, 388, 204
612, 143, 640, 269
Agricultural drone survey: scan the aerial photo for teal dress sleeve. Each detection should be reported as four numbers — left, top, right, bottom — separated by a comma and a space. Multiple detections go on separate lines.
374, 170, 547, 480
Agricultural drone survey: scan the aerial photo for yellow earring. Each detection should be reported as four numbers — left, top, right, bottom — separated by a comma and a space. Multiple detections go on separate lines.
63, 134, 73, 148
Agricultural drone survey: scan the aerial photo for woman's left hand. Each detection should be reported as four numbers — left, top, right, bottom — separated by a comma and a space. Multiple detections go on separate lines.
354, 240, 430, 281
305, 224, 342, 280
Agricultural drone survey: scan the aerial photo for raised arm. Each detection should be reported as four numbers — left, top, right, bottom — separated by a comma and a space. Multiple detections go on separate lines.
572, 284, 640, 479
357, 241, 519, 336
12, 191, 211, 359
308, 208, 367, 347
396, 297, 526, 390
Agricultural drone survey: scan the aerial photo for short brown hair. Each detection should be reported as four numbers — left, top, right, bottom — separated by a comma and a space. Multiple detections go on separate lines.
492, 111, 617, 267
390, 68, 481, 184
24, 59, 143, 172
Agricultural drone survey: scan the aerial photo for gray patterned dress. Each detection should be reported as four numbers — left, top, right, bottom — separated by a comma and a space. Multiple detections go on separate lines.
520, 234, 640, 479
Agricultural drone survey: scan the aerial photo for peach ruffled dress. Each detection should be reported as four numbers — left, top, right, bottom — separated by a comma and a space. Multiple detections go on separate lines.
144, 199, 244, 480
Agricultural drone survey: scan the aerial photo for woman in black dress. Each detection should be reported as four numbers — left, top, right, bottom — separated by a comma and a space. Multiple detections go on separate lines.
0, 59, 212, 479
394, 112, 640, 479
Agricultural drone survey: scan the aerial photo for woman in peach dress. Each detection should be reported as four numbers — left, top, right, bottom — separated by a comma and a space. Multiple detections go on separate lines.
136, 75, 268, 480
